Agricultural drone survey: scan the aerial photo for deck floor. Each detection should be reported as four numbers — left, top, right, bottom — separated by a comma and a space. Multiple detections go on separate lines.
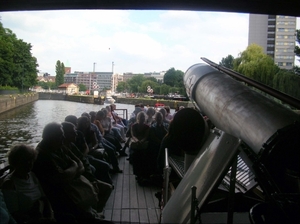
103, 150, 161, 224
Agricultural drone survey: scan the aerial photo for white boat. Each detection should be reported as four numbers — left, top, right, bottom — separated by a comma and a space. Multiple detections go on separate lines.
104, 96, 115, 104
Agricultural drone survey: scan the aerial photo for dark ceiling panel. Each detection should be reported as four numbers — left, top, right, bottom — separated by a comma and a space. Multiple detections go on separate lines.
0, 0, 300, 16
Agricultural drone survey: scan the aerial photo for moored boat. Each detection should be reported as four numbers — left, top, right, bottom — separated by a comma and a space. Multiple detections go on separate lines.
104, 96, 115, 104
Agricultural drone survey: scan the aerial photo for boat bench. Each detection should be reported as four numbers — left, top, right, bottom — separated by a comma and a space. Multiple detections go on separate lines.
168, 154, 257, 194
168, 154, 185, 179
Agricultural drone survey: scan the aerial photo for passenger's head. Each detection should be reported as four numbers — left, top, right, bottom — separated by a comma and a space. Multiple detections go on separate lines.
61, 122, 78, 143
96, 110, 105, 120
65, 115, 78, 127
81, 112, 91, 119
159, 108, 167, 119
77, 116, 91, 131
105, 106, 111, 112
111, 104, 116, 110
89, 111, 96, 122
42, 122, 64, 147
8, 144, 37, 172
101, 108, 108, 117
164, 106, 170, 114
167, 108, 207, 154
155, 112, 163, 125
136, 111, 147, 124
146, 107, 156, 118
133, 107, 143, 116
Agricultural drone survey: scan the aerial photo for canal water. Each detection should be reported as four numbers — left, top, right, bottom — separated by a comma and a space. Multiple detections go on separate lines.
0, 100, 149, 158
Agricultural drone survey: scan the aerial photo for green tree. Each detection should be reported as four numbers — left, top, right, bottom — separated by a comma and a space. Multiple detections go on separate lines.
127, 74, 146, 92
294, 29, 300, 75
78, 83, 87, 91
234, 44, 278, 87
140, 80, 158, 94
219, 55, 234, 69
163, 68, 184, 88
0, 22, 38, 90
116, 81, 129, 92
146, 76, 158, 83
55, 60, 65, 87
295, 29, 300, 60
159, 84, 170, 95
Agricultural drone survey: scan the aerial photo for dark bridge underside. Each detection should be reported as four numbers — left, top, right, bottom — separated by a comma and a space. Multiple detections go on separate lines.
1, 0, 300, 17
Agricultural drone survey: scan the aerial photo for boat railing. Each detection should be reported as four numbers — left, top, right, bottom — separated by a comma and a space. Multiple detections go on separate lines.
162, 148, 171, 207
114, 109, 128, 120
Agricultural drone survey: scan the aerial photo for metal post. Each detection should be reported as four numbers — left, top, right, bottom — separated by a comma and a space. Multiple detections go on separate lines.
227, 156, 238, 224
163, 148, 170, 206
112, 61, 114, 93
90, 62, 96, 95
190, 186, 197, 224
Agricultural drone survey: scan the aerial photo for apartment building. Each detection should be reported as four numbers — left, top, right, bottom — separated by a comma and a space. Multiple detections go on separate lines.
248, 14, 296, 70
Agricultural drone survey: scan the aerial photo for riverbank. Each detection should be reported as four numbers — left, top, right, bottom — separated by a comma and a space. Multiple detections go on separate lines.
0, 93, 193, 115
38, 93, 194, 109
0, 93, 38, 114
115, 97, 193, 109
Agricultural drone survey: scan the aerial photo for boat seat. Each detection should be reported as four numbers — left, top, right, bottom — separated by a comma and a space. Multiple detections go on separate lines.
220, 154, 258, 193
168, 154, 185, 179
168, 148, 258, 194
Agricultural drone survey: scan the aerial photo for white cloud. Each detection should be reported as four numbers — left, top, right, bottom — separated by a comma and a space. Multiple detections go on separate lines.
1, 10, 297, 75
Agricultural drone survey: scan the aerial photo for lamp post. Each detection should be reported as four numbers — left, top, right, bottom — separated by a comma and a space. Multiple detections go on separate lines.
111, 61, 114, 93
90, 62, 96, 95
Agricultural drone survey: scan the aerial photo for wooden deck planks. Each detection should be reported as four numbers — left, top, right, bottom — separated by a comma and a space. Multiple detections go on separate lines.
104, 151, 161, 223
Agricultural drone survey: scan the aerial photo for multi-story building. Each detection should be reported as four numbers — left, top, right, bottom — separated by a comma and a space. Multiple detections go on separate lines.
144, 71, 166, 83
248, 14, 296, 70
112, 73, 124, 93
123, 71, 166, 83
64, 71, 113, 91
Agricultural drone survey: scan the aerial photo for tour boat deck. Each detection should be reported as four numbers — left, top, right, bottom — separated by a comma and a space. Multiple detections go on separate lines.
104, 150, 161, 223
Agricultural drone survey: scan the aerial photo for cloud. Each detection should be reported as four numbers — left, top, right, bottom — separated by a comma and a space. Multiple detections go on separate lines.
1, 10, 297, 75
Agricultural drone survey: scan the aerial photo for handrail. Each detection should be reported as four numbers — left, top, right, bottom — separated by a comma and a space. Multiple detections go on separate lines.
114, 109, 128, 120
201, 57, 300, 109
163, 148, 170, 206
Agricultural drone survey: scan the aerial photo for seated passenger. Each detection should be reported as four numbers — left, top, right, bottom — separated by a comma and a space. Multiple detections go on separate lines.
145, 107, 156, 126
157, 108, 207, 174
110, 104, 128, 127
1, 144, 55, 223
106, 105, 126, 139
78, 116, 122, 174
130, 111, 150, 184
147, 112, 168, 175
32, 122, 105, 223
65, 115, 113, 185
164, 106, 173, 122
158, 108, 170, 129
0, 190, 16, 224
61, 121, 113, 213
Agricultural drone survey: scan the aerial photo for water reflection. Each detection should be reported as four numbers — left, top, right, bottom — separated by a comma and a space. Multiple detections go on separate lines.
0, 100, 137, 155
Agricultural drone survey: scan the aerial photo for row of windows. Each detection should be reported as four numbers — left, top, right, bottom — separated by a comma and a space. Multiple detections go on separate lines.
276, 49, 294, 53
277, 21, 296, 25
275, 55, 294, 59
277, 28, 295, 32
276, 42, 295, 46
277, 62, 293, 66
276, 35, 295, 39
277, 15, 294, 18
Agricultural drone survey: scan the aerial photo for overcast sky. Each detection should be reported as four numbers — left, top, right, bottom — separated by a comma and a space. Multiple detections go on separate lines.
1, 10, 299, 76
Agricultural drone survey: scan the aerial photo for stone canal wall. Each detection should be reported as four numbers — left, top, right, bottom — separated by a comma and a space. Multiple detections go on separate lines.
0, 93, 38, 114
38, 93, 193, 109
115, 97, 193, 109
0, 93, 193, 115
38, 93, 95, 104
